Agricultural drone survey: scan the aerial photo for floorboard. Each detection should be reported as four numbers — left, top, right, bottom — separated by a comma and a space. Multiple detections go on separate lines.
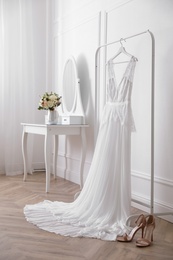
0, 172, 172, 260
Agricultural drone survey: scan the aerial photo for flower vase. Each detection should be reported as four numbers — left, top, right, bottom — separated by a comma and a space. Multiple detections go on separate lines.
47, 110, 57, 124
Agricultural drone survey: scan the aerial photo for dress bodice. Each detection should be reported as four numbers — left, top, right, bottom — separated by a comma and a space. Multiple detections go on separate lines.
107, 56, 137, 103
105, 56, 137, 131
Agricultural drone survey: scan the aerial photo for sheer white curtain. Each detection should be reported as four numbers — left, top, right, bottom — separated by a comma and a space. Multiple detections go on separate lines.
0, 0, 41, 175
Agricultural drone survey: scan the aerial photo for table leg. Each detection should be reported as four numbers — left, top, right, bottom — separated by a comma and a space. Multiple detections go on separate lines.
44, 131, 51, 193
22, 131, 28, 181
64, 136, 67, 179
79, 128, 87, 189
53, 135, 58, 179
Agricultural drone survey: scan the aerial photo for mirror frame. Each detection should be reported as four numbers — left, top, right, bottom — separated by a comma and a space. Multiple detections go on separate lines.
62, 56, 79, 115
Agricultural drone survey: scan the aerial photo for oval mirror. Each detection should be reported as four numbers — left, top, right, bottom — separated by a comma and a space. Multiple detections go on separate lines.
62, 56, 78, 114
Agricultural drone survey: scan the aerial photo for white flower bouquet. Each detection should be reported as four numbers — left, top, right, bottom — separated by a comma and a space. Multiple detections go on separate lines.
38, 92, 61, 111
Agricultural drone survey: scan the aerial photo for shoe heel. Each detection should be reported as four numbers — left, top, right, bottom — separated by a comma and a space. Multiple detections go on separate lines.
136, 215, 155, 247
141, 226, 145, 238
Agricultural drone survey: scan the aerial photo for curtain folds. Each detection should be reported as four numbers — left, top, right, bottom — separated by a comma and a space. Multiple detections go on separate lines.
0, 0, 38, 175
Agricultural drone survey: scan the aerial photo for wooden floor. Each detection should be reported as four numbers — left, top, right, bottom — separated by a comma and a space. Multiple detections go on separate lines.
0, 172, 172, 260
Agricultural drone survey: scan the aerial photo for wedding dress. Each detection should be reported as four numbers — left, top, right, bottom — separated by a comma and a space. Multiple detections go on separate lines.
24, 55, 137, 241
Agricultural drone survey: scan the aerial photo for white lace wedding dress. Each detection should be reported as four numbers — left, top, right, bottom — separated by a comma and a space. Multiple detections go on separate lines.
24, 56, 137, 241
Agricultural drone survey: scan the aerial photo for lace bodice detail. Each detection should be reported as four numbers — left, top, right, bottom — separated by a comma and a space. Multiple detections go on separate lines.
105, 56, 137, 131
107, 56, 136, 103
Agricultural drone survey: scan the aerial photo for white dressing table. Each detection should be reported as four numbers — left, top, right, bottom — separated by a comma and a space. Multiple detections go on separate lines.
22, 56, 88, 193
21, 123, 88, 192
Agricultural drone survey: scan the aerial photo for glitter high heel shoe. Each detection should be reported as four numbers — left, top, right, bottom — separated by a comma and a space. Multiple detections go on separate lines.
116, 214, 146, 242
136, 215, 155, 247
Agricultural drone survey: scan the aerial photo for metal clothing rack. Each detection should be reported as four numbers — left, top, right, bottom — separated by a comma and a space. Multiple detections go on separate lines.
95, 29, 173, 223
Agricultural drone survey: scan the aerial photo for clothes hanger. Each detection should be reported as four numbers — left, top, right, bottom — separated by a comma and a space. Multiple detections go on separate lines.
110, 38, 138, 62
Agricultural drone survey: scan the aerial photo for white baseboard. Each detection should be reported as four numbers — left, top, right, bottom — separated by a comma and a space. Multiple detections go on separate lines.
131, 193, 173, 223
131, 170, 173, 223
56, 166, 79, 184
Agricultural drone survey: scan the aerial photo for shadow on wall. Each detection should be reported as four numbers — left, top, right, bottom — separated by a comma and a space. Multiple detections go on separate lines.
66, 54, 95, 159
77, 54, 94, 127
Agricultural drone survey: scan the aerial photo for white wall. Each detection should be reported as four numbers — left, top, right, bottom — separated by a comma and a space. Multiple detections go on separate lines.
51, 0, 101, 183
51, 0, 173, 222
